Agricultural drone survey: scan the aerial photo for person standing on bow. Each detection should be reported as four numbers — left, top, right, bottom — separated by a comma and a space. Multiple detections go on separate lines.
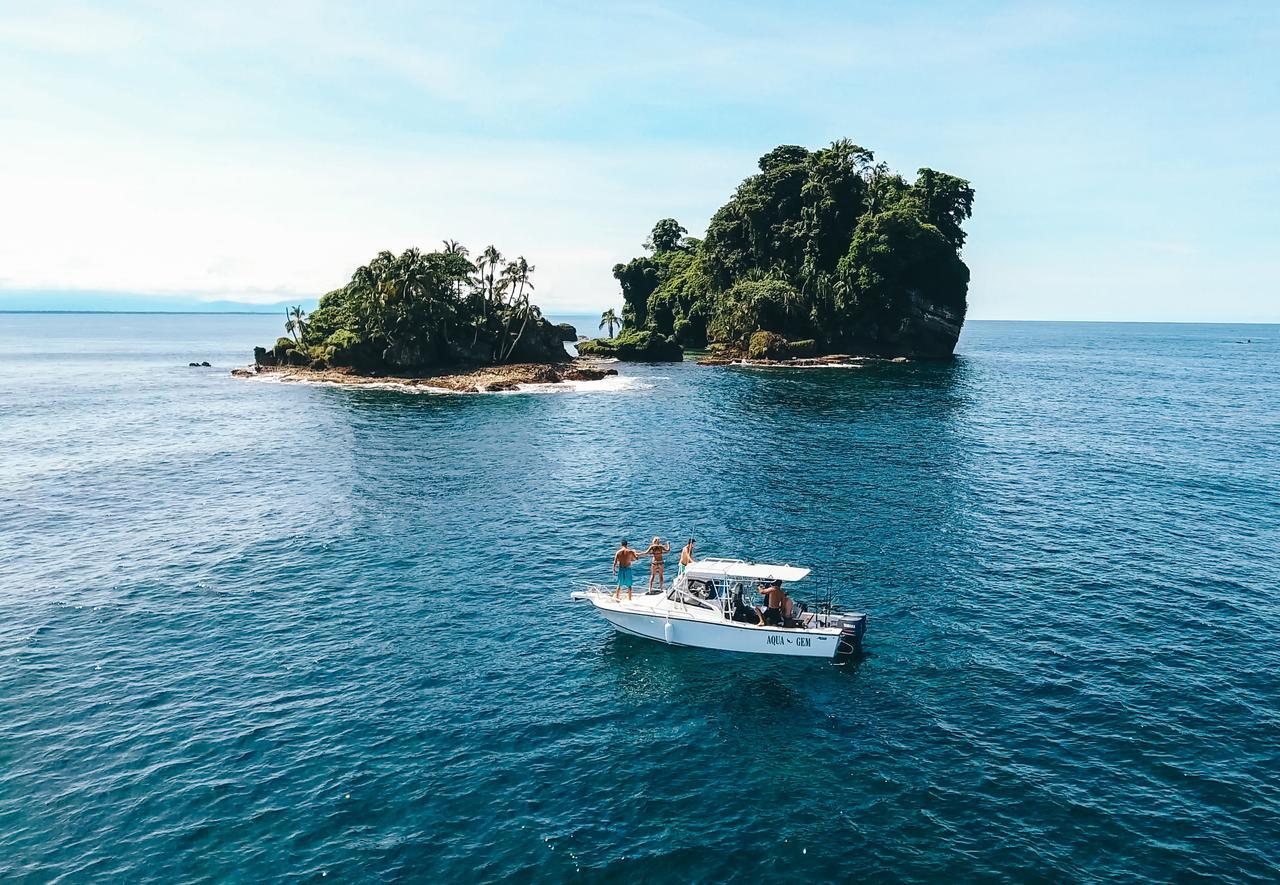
643, 536, 672, 593
612, 540, 641, 601
678, 538, 695, 577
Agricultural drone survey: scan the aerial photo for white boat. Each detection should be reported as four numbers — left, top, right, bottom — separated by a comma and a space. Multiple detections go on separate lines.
570, 557, 867, 661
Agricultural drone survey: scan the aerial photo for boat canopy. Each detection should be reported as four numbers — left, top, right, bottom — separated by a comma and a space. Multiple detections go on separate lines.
684, 559, 811, 582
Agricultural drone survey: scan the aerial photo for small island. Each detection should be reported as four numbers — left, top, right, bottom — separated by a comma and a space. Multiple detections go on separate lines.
578, 139, 974, 362
239, 244, 615, 392
243, 139, 975, 387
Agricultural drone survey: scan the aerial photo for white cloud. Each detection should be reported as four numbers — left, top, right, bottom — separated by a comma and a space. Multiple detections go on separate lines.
0, 1, 1276, 320
0, 4, 144, 55
0, 130, 735, 310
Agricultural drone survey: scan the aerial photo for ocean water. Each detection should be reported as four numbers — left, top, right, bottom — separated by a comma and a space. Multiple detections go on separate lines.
1, 313, 1277, 882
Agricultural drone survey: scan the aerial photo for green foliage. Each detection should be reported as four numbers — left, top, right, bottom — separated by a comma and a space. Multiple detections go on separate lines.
262, 241, 566, 372
611, 256, 661, 330
748, 330, 788, 360
574, 338, 612, 357
611, 139, 974, 357
648, 249, 713, 345
835, 207, 970, 340
285, 305, 308, 344
577, 329, 683, 362
302, 288, 360, 346
644, 218, 687, 254
324, 329, 361, 350
708, 278, 800, 344
273, 337, 300, 362
613, 220, 701, 335
910, 168, 975, 249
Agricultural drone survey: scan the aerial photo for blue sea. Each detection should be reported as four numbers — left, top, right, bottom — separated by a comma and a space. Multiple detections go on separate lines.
1, 313, 1277, 882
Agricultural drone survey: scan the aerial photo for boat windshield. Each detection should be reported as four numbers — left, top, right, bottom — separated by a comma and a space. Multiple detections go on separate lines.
667, 576, 718, 607
671, 575, 753, 611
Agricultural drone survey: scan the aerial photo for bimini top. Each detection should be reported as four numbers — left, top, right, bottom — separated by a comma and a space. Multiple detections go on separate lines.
684, 558, 811, 583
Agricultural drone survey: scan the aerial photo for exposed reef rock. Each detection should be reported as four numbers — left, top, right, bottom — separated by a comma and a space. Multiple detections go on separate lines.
575, 330, 683, 362
234, 362, 617, 393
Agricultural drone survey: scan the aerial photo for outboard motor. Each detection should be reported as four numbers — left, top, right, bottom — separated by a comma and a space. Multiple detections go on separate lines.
834, 613, 868, 661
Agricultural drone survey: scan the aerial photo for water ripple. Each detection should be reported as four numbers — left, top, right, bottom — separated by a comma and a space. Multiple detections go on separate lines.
0, 316, 1278, 881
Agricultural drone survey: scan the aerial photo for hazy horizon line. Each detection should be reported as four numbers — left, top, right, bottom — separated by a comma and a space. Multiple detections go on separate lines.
3, 310, 1276, 327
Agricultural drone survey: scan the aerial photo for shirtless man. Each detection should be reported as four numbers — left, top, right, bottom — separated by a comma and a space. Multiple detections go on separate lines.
677, 538, 695, 577
757, 579, 789, 626
612, 540, 642, 600
643, 536, 672, 592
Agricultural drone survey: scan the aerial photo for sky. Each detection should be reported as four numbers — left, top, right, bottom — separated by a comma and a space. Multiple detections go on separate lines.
0, 1, 1277, 321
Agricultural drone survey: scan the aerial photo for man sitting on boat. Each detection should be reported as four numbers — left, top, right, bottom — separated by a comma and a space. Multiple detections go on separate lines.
757, 579, 792, 626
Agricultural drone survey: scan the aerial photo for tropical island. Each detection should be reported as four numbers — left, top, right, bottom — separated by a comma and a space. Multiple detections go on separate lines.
241, 244, 610, 391
579, 139, 975, 362
240, 138, 974, 388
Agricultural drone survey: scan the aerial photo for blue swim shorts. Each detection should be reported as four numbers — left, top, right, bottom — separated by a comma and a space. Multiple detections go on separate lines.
617, 565, 633, 587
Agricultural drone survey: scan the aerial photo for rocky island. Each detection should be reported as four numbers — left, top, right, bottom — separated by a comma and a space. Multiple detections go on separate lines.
242, 139, 974, 388
239, 245, 615, 392
578, 139, 974, 362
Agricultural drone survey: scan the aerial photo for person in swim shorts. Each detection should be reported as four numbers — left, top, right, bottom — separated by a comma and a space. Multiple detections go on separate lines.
757, 579, 789, 626
612, 540, 641, 600
678, 538, 695, 576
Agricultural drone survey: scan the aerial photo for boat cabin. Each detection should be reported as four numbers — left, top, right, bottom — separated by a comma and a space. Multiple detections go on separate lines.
672, 558, 815, 627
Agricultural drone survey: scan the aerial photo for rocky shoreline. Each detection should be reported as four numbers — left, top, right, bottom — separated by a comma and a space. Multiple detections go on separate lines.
231, 361, 617, 393
697, 353, 910, 367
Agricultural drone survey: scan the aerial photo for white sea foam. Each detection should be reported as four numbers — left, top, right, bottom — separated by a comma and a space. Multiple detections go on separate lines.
239, 372, 455, 394
237, 369, 650, 395
508, 374, 652, 395
733, 361, 865, 370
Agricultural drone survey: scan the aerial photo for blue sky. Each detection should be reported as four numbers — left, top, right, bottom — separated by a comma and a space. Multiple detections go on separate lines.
0, 1, 1276, 320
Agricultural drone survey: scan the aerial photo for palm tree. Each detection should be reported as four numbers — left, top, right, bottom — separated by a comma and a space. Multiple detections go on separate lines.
599, 308, 620, 338
496, 257, 534, 361
353, 250, 397, 344
285, 305, 307, 345
471, 245, 503, 347
438, 240, 471, 342
505, 296, 540, 363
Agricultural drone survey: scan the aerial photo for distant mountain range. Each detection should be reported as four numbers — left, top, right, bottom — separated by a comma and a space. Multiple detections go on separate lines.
0, 290, 319, 314
0, 292, 601, 323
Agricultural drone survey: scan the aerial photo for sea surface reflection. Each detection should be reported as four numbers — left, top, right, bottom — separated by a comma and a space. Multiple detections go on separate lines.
1, 315, 1277, 881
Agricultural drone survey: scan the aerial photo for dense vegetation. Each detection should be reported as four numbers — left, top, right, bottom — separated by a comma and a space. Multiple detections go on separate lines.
604, 139, 975, 358
256, 243, 571, 372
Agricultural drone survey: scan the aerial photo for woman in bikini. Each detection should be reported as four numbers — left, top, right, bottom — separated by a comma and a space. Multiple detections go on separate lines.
644, 536, 672, 592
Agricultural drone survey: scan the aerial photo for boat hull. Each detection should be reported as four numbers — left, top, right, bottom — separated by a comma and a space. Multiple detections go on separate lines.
592, 600, 844, 659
